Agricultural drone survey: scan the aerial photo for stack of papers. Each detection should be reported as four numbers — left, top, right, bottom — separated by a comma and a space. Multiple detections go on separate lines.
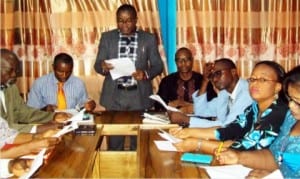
149, 95, 180, 112
142, 113, 170, 124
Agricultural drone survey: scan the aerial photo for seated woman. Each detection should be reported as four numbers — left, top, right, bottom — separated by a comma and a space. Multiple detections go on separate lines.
169, 61, 289, 153
155, 47, 215, 113
217, 65, 300, 178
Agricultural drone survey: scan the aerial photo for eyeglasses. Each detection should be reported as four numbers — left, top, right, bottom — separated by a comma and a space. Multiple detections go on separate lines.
286, 95, 300, 107
209, 68, 231, 79
247, 77, 277, 83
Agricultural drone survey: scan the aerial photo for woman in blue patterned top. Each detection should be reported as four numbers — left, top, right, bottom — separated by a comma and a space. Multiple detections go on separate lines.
217, 65, 300, 178
169, 61, 289, 153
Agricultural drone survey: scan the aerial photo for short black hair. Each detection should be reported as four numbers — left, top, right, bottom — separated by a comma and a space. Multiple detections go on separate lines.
175, 47, 193, 61
116, 4, 137, 19
283, 65, 300, 98
215, 58, 236, 69
254, 61, 285, 83
53, 53, 73, 67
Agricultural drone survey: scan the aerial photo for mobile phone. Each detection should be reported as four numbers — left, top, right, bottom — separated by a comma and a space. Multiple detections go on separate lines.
181, 153, 213, 164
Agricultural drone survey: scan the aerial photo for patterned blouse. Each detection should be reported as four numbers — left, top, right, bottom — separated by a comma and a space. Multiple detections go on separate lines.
269, 111, 300, 178
216, 98, 289, 150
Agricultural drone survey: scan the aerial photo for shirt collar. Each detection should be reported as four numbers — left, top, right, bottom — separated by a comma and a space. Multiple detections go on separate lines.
229, 78, 241, 100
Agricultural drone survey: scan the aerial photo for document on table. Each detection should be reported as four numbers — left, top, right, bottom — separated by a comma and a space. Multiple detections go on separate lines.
263, 169, 284, 179
20, 149, 46, 179
149, 94, 180, 112
105, 58, 136, 80
154, 140, 177, 151
142, 113, 170, 124
200, 164, 252, 178
158, 129, 182, 143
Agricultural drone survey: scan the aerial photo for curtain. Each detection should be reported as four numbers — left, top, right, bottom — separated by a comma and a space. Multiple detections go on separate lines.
0, 0, 165, 100
177, 0, 300, 77
1, 0, 299, 99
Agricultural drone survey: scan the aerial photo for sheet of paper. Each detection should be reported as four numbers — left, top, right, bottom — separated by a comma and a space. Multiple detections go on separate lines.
158, 129, 182, 143
55, 108, 79, 116
263, 169, 284, 179
53, 122, 78, 138
142, 113, 170, 124
20, 149, 46, 179
149, 94, 180, 112
66, 109, 85, 123
201, 164, 252, 179
105, 58, 136, 80
154, 140, 177, 151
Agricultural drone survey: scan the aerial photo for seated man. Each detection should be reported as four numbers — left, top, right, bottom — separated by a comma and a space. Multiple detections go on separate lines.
27, 53, 96, 112
1, 49, 70, 132
155, 47, 215, 113
168, 58, 253, 128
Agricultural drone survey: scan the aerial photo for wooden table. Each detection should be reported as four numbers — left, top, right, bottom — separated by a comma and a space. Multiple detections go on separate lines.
36, 129, 101, 178
35, 111, 208, 178
138, 128, 210, 178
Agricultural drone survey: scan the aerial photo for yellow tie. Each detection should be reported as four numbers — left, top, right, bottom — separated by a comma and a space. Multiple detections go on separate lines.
57, 82, 67, 109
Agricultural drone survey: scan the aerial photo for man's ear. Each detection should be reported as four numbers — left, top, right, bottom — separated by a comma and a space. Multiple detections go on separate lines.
230, 68, 237, 76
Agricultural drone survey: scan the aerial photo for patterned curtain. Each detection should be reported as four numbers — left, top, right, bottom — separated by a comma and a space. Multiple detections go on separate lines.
177, 0, 300, 77
0, 0, 165, 101
1, 0, 299, 100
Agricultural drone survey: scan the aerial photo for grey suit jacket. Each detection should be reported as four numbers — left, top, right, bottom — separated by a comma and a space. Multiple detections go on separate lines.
94, 29, 163, 110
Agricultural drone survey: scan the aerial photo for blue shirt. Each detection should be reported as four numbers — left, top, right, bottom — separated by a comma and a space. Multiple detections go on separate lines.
27, 73, 88, 109
270, 111, 300, 178
190, 79, 253, 128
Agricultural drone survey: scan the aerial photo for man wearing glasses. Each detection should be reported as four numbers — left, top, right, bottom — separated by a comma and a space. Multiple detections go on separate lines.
168, 58, 253, 128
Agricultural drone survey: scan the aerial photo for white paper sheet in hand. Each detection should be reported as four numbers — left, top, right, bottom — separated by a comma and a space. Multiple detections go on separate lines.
20, 149, 46, 179
105, 58, 136, 80
149, 94, 180, 112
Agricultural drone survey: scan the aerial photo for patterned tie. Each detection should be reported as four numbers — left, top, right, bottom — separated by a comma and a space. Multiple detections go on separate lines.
57, 82, 67, 109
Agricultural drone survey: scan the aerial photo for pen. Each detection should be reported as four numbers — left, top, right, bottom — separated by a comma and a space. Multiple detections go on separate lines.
217, 141, 224, 156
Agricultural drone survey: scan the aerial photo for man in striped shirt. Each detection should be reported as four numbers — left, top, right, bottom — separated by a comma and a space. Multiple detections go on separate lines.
27, 53, 95, 112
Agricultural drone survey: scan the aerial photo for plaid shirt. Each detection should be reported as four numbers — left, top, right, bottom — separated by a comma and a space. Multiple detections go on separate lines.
116, 31, 138, 86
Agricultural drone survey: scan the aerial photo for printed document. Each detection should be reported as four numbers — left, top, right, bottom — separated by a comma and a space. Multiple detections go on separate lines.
149, 94, 180, 112
105, 58, 136, 80
200, 164, 252, 178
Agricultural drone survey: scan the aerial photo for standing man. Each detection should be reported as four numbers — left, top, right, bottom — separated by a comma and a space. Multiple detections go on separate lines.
0, 49, 70, 132
27, 53, 96, 112
94, 4, 163, 150
168, 58, 253, 128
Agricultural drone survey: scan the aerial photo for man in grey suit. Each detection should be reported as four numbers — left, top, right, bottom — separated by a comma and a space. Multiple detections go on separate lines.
94, 4, 163, 150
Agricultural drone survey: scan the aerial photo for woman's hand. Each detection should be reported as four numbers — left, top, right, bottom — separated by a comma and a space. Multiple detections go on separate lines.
173, 138, 199, 152
215, 148, 240, 165
246, 169, 272, 179
169, 127, 191, 139
9, 159, 33, 177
